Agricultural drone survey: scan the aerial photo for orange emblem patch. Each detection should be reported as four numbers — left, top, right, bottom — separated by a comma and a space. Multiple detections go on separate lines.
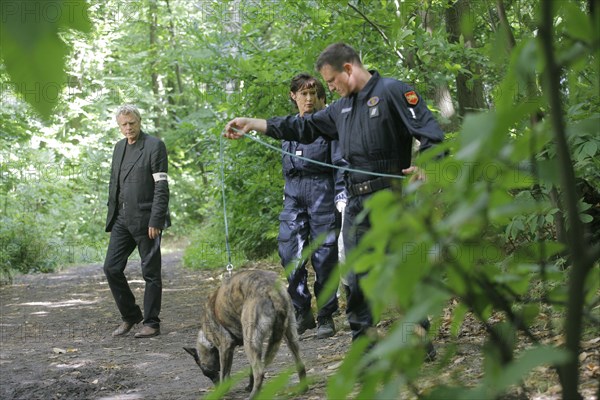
404, 91, 419, 106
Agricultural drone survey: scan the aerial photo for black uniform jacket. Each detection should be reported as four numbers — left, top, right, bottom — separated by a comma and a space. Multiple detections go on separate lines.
267, 70, 444, 184
105, 132, 171, 233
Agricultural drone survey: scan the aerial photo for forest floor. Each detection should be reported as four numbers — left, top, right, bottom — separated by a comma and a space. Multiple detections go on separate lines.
1, 243, 598, 400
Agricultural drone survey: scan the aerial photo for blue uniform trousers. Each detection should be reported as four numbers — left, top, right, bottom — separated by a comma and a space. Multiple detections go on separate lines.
278, 174, 339, 319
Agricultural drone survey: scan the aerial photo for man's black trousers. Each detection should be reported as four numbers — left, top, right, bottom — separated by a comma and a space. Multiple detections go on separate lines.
103, 214, 162, 328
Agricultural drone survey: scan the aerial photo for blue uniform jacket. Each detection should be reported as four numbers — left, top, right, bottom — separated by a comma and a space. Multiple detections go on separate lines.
267, 71, 444, 184
281, 135, 346, 202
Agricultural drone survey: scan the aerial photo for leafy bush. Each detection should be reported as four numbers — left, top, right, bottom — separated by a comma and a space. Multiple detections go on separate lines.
0, 215, 57, 282
0, 145, 110, 282
183, 223, 248, 270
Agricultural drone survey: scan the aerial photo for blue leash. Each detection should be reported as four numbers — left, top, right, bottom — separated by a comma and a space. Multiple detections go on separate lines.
219, 134, 234, 276
228, 127, 406, 180
218, 127, 406, 271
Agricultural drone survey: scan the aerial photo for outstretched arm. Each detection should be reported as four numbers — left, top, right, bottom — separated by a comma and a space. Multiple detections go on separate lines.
223, 118, 267, 139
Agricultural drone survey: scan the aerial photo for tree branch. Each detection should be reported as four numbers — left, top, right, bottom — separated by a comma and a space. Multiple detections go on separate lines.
540, 1, 593, 399
347, 2, 404, 62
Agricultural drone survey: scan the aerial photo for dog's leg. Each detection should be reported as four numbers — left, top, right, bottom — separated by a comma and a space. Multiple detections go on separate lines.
245, 372, 254, 393
244, 336, 264, 399
219, 346, 235, 383
263, 334, 283, 367
247, 359, 264, 400
284, 317, 307, 389
243, 317, 267, 399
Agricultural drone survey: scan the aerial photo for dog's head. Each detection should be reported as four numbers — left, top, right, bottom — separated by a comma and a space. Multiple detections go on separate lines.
183, 329, 220, 384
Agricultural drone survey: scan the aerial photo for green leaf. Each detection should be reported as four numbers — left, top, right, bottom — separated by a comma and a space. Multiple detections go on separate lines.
203, 368, 246, 400
521, 304, 540, 326
455, 112, 496, 161
494, 346, 570, 392
582, 141, 598, 158
0, 0, 92, 119
561, 2, 594, 44
584, 265, 600, 304
446, 263, 468, 296
326, 338, 371, 399
451, 303, 469, 337
255, 368, 297, 400
441, 191, 488, 235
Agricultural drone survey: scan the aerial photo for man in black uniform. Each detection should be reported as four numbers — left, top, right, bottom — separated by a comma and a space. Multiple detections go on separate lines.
224, 43, 444, 348
279, 73, 346, 339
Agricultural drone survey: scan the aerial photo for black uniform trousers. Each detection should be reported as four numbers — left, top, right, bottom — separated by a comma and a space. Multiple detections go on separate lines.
103, 212, 162, 329
278, 174, 339, 319
343, 191, 431, 341
342, 194, 373, 340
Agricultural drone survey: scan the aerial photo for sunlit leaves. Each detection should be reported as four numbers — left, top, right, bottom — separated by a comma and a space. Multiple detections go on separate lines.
0, 0, 92, 119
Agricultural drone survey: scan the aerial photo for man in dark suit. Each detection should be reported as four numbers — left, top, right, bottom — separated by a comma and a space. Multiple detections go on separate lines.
104, 104, 170, 338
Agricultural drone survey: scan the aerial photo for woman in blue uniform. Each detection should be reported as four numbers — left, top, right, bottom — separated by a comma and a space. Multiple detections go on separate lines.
279, 73, 346, 339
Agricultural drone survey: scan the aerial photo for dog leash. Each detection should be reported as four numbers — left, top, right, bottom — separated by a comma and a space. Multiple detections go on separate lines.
226, 127, 406, 180
219, 134, 234, 278
217, 125, 406, 276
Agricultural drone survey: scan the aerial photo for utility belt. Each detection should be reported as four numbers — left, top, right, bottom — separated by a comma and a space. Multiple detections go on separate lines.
347, 177, 393, 197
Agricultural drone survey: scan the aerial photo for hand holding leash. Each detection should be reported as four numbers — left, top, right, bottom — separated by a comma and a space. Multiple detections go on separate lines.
402, 165, 426, 183
224, 118, 267, 139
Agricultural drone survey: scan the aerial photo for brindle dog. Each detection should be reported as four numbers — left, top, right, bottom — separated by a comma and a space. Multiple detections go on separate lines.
184, 270, 307, 399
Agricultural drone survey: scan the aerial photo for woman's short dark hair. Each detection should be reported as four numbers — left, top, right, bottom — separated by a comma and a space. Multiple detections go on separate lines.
289, 73, 326, 108
315, 42, 362, 72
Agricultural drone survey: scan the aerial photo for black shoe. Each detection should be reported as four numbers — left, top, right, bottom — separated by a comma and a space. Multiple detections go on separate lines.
316, 316, 336, 339
296, 309, 316, 335
424, 340, 436, 362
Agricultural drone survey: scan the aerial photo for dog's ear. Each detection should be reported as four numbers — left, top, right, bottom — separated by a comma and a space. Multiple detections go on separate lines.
197, 329, 213, 349
183, 346, 200, 363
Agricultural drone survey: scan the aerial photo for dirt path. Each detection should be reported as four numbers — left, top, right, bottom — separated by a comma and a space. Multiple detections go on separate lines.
2, 251, 598, 399
0, 251, 350, 400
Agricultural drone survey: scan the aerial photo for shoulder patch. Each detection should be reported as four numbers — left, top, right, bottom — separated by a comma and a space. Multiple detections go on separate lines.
367, 96, 380, 107
404, 91, 419, 106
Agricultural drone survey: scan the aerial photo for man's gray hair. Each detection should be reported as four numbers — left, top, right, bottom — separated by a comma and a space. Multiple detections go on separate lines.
115, 104, 141, 122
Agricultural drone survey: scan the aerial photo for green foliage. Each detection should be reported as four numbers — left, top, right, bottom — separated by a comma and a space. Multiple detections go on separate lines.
0, 213, 55, 281
0, 0, 92, 118
183, 223, 248, 270
0, 144, 109, 279
327, 2, 599, 399
1, 0, 599, 398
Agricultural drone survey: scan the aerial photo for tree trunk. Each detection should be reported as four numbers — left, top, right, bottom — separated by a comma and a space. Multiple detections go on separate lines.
165, 0, 184, 119
496, 0, 516, 49
149, 0, 160, 131
445, 0, 486, 116
540, 2, 597, 399
415, 6, 457, 128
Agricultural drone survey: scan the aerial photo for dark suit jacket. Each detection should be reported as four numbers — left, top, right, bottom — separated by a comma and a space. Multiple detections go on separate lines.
105, 132, 171, 233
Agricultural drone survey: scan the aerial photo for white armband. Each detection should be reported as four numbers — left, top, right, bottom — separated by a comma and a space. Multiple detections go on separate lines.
153, 172, 168, 182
